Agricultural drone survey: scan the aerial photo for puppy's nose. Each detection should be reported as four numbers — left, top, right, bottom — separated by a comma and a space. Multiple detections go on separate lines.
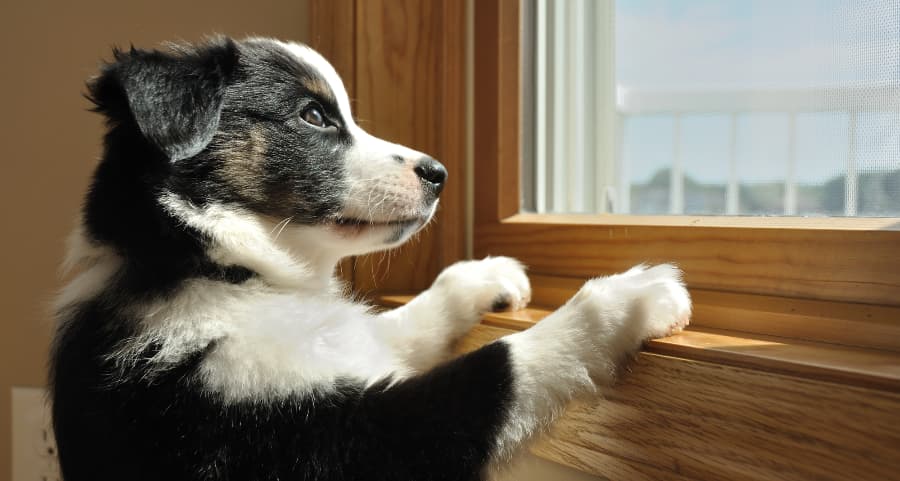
414, 157, 448, 196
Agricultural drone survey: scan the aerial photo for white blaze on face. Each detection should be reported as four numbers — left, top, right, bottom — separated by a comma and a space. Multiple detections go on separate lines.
278, 41, 354, 124
278, 40, 433, 224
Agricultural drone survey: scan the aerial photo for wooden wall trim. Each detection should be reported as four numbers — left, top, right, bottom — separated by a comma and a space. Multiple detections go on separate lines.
474, 0, 522, 224
308, 0, 357, 284
475, 220, 900, 306
522, 273, 900, 353
309, 0, 468, 293
308, 0, 356, 86
436, 0, 468, 270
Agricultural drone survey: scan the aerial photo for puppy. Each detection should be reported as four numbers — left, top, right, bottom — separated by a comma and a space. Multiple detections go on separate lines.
51, 37, 691, 481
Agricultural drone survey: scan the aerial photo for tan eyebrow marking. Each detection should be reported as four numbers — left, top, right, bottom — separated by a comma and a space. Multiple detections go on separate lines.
299, 74, 337, 107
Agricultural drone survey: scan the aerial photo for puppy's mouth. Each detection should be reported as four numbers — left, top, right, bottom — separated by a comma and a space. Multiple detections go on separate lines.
330, 202, 438, 240
331, 216, 423, 229
328, 214, 430, 237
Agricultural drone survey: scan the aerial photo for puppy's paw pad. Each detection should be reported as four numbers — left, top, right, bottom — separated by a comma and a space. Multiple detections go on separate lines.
491, 294, 512, 312
481, 257, 531, 311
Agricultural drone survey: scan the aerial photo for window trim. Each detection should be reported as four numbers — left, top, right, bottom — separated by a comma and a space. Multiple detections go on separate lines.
473, 0, 900, 332
309, 0, 469, 293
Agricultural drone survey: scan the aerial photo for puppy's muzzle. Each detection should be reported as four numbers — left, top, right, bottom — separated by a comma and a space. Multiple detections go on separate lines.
414, 157, 448, 202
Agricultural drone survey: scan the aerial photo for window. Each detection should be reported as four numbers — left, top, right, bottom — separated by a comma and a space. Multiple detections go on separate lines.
521, 0, 900, 217
474, 0, 900, 348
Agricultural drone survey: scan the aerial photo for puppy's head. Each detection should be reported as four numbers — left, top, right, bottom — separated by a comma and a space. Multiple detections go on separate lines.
88, 37, 445, 261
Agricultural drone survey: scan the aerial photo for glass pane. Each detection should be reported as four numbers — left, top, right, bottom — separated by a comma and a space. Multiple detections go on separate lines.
521, 0, 900, 217
682, 114, 730, 215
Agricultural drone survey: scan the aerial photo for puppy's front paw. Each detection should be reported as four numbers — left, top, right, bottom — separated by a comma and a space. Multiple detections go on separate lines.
433, 256, 531, 322
509, 263, 690, 388
629, 264, 692, 339
567, 264, 691, 357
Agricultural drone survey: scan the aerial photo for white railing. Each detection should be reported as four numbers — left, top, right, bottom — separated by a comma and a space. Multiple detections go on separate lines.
525, 82, 900, 216
613, 85, 900, 216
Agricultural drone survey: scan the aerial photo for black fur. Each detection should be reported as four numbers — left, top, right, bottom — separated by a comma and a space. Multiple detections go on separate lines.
88, 41, 238, 162
80, 38, 354, 295
54, 297, 514, 481
52, 38, 516, 481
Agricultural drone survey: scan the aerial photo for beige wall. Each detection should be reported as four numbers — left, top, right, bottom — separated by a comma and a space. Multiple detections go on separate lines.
0, 2, 306, 478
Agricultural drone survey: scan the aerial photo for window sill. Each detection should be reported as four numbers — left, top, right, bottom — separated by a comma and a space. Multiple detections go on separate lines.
378, 293, 900, 480
379, 295, 900, 392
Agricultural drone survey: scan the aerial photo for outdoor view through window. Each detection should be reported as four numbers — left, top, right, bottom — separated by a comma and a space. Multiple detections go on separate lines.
522, 0, 900, 216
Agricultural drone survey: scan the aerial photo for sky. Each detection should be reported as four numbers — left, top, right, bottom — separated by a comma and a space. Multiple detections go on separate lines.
614, 0, 900, 185
616, 0, 900, 88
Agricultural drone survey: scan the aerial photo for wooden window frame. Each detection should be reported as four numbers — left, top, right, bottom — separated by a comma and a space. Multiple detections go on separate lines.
473, 0, 900, 353
308, 0, 468, 293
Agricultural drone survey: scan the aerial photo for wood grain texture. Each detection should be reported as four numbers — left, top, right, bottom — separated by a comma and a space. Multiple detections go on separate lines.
650, 328, 900, 391
475, 218, 900, 306
455, 324, 900, 481
309, 0, 356, 286
436, 0, 468, 271
473, 0, 521, 224
308, 0, 355, 86
381, 293, 900, 390
308, 0, 467, 294
476, 313, 900, 392
688, 289, 900, 352
525, 274, 900, 353
349, 0, 468, 295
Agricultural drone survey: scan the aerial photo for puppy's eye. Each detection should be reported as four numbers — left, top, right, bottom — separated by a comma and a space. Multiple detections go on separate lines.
301, 106, 328, 128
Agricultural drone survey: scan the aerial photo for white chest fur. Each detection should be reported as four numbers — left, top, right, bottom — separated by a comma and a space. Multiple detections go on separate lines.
122, 279, 408, 402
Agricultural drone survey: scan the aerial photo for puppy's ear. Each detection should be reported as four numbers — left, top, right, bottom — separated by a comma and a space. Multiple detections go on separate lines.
88, 39, 239, 161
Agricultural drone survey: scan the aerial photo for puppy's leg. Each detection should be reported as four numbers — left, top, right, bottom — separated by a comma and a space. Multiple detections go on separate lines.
376, 256, 531, 371
493, 263, 691, 461
335, 264, 689, 479
149, 265, 687, 481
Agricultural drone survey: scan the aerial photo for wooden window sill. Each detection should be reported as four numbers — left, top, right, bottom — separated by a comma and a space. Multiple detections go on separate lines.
379, 295, 900, 392
378, 294, 900, 480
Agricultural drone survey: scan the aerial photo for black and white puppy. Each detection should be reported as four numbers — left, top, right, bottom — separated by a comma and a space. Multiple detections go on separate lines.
51, 37, 691, 481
